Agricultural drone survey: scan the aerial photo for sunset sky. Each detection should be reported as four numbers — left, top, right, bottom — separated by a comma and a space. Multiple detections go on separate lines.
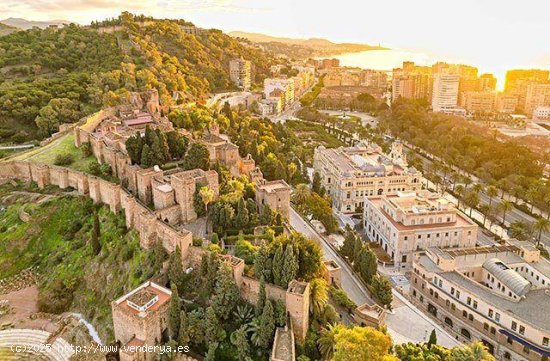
2, 0, 549, 86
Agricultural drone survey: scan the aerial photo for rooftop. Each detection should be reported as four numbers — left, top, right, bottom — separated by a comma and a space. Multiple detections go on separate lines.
257, 179, 291, 193
114, 281, 171, 318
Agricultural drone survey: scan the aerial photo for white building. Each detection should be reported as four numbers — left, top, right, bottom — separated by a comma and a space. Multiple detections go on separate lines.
364, 190, 478, 268
411, 242, 550, 361
432, 73, 460, 112
313, 141, 422, 214
533, 106, 550, 120
264, 78, 295, 108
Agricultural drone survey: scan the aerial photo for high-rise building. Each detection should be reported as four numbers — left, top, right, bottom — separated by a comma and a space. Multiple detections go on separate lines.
524, 83, 550, 116
432, 73, 460, 112
479, 73, 497, 92
496, 93, 519, 113
264, 78, 295, 108
460, 91, 496, 113
229, 58, 252, 90
504, 69, 550, 112
392, 62, 432, 102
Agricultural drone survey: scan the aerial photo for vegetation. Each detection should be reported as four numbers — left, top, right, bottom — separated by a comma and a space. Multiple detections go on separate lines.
0, 183, 160, 341
292, 183, 339, 234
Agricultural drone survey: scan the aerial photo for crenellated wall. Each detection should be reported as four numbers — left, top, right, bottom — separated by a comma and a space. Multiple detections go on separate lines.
0, 161, 192, 263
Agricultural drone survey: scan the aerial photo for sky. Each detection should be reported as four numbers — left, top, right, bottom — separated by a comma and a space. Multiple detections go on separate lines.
2, 0, 549, 86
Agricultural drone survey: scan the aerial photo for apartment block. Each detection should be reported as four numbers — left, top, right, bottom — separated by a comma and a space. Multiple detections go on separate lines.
229, 58, 252, 90
432, 73, 460, 112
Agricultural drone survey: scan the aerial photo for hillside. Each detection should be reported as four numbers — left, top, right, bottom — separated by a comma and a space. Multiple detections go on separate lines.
0, 13, 276, 143
0, 17, 71, 30
230, 30, 387, 59
0, 181, 161, 341
0, 23, 18, 37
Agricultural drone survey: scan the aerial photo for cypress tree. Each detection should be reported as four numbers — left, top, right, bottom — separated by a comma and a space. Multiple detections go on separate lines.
281, 245, 298, 288
91, 210, 101, 255
168, 284, 181, 339
256, 276, 266, 317
272, 244, 284, 287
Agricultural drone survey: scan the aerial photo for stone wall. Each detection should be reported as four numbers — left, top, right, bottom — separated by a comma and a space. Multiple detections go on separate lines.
0, 161, 191, 263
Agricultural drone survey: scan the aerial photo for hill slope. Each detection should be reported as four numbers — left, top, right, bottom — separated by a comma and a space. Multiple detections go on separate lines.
230, 30, 387, 59
0, 13, 275, 143
0, 23, 18, 37
0, 17, 71, 30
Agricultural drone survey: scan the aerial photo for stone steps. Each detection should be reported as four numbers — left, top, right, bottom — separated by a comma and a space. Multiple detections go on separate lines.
0, 329, 74, 361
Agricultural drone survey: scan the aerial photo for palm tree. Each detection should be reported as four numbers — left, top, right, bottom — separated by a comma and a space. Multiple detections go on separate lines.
309, 278, 329, 317
199, 186, 215, 234
317, 325, 337, 360
455, 185, 465, 209
486, 185, 498, 208
451, 341, 494, 361
233, 304, 254, 325
293, 183, 311, 205
464, 190, 480, 217
498, 200, 514, 226
479, 204, 490, 226
526, 187, 539, 213
533, 218, 550, 246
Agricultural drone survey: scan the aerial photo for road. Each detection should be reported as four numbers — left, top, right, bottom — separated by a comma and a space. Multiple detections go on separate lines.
289, 207, 459, 347
410, 144, 550, 248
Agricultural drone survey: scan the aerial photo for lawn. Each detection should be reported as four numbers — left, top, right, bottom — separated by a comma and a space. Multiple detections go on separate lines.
12, 133, 96, 173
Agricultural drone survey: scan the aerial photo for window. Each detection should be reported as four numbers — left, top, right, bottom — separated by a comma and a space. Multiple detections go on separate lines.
468, 314, 474, 322
451, 287, 455, 295
488, 309, 494, 318
507, 337, 513, 345
495, 313, 500, 323
467, 297, 471, 306
483, 323, 489, 331
543, 337, 549, 347
511, 321, 517, 331
462, 310, 468, 318
490, 327, 495, 335
473, 301, 478, 309
519, 325, 525, 335
456, 290, 460, 299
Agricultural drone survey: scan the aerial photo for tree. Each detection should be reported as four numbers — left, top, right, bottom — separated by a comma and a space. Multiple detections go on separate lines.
309, 278, 329, 318
280, 244, 299, 288
352, 235, 363, 266
428, 329, 437, 347
256, 276, 267, 317
178, 310, 189, 345
260, 204, 273, 225
230, 325, 250, 360
168, 284, 181, 340
331, 325, 398, 361
140, 143, 154, 167
254, 245, 272, 282
450, 342, 494, 361
372, 275, 393, 309
272, 243, 284, 286
312, 172, 324, 195
235, 198, 250, 229
257, 301, 276, 350
358, 247, 377, 284
498, 200, 514, 225
168, 246, 184, 289
91, 210, 101, 255
487, 185, 498, 207
455, 185, 465, 209
199, 186, 215, 233
318, 325, 337, 361
533, 218, 550, 246
211, 263, 240, 320
204, 342, 218, 361
464, 190, 480, 217
125, 132, 143, 164
187, 309, 205, 346
509, 221, 533, 242
183, 143, 210, 171
204, 306, 225, 344
340, 225, 356, 260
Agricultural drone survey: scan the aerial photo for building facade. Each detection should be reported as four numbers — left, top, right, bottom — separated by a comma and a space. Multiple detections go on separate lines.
432, 73, 460, 112
229, 58, 252, 90
411, 244, 550, 361
313, 142, 422, 214
363, 190, 477, 268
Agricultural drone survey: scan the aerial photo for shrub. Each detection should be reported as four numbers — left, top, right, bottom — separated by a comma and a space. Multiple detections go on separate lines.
54, 153, 74, 166
80, 142, 93, 157
329, 286, 356, 311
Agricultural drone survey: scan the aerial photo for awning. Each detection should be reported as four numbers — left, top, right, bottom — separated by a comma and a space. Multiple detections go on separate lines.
499, 329, 550, 357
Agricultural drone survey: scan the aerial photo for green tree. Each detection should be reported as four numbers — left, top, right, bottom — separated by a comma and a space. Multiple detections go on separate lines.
168, 245, 184, 289
312, 172, 323, 195
254, 244, 272, 282
280, 244, 298, 288
358, 247, 378, 283
309, 278, 329, 318
260, 204, 273, 225
372, 275, 393, 309
211, 263, 240, 320
317, 325, 337, 361
272, 243, 284, 286
235, 198, 250, 229
168, 284, 181, 340
534, 218, 550, 246
428, 329, 437, 347
125, 132, 143, 164
140, 143, 154, 167
331, 325, 397, 361
340, 225, 356, 260
230, 325, 250, 360
257, 301, 276, 350
498, 200, 514, 225
450, 342, 494, 361
183, 143, 210, 171
178, 310, 189, 345
204, 306, 225, 344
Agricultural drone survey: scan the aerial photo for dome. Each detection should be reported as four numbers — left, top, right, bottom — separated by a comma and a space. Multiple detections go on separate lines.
483, 258, 531, 297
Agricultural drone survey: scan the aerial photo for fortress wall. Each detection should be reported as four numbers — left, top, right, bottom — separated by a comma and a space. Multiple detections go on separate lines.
0, 161, 31, 180
155, 205, 181, 226
240, 276, 287, 304
155, 221, 193, 261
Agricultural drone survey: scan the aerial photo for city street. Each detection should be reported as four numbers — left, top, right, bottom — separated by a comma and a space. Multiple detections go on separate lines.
289, 207, 459, 347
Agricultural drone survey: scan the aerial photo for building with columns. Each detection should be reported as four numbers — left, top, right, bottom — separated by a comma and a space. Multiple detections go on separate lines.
313, 141, 422, 214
